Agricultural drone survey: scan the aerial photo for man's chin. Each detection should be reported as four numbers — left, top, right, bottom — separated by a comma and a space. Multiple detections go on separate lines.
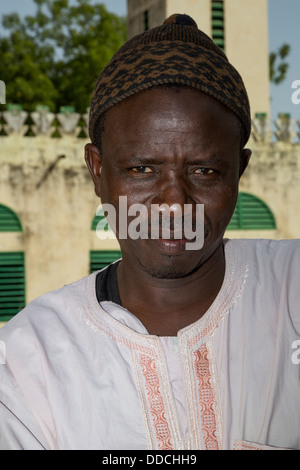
143, 265, 192, 280
119, 227, 214, 280
136, 250, 204, 280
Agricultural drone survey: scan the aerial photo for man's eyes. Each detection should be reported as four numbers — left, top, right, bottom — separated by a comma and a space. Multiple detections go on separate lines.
130, 166, 153, 173
128, 166, 217, 176
193, 168, 216, 176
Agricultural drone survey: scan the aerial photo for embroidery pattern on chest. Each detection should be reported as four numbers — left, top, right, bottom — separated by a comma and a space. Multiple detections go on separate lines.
139, 355, 173, 450
193, 343, 219, 450
131, 347, 184, 450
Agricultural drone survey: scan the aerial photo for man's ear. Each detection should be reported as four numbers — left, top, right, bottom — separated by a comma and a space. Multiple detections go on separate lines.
85, 143, 102, 197
239, 148, 252, 178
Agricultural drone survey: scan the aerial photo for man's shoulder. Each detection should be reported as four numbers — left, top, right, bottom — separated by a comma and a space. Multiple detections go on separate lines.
227, 237, 300, 293
228, 238, 300, 324
0, 272, 98, 450
0, 272, 97, 343
0, 271, 97, 399
227, 238, 300, 264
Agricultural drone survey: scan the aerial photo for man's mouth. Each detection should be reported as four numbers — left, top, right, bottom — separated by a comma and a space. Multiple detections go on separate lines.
151, 235, 195, 254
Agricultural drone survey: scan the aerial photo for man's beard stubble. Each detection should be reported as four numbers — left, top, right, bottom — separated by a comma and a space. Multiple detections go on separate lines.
133, 223, 211, 280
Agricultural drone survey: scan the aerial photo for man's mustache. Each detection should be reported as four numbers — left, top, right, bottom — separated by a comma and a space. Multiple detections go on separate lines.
98, 197, 205, 250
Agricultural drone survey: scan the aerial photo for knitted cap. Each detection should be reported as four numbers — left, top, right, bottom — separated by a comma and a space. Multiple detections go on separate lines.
89, 14, 251, 145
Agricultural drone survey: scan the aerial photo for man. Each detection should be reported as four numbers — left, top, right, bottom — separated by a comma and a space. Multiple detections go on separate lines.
0, 14, 299, 450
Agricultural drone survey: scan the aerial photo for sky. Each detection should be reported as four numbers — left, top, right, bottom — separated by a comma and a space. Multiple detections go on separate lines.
0, 0, 299, 122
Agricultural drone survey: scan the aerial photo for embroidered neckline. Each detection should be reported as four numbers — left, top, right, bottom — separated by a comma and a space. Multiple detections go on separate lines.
80, 239, 248, 344
179, 239, 248, 344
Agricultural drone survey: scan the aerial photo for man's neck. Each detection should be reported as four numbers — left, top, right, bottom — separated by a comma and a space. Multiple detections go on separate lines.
117, 243, 226, 336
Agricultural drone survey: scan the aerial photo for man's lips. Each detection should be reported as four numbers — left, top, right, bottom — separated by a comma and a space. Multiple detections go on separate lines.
151, 236, 193, 254
148, 224, 197, 238
157, 229, 189, 240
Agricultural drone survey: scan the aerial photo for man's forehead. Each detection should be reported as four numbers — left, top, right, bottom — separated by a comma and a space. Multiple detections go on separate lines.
105, 86, 242, 136
101, 87, 242, 157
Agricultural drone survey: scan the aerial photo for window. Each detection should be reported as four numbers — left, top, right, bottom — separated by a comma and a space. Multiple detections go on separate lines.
90, 209, 121, 273
211, 0, 225, 51
90, 250, 122, 273
0, 204, 22, 232
227, 193, 276, 230
91, 207, 111, 232
0, 252, 26, 321
0, 204, 26, 321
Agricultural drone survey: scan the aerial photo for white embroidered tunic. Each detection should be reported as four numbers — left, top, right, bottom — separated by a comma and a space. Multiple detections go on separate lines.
0, 239, 299, 450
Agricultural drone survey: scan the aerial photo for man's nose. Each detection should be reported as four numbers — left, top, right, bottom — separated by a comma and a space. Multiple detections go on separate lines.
151, 174, 190, 210
150, 175, 194, 229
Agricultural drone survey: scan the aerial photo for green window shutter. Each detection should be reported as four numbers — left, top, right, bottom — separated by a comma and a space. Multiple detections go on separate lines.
0, 252, 26, 321
211, 0, 225, 51
90, 250, 122, 273
227, 193, 277, 230
0, 204, 23, 232
91, 207, 111, 232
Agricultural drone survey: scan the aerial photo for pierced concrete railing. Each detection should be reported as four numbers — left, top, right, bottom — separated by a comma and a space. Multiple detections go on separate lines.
1, 106, 300, 144
0, 105, 89, 139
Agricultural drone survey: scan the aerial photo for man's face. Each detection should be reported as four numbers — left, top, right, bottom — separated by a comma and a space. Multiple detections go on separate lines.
86, 87, 250, 279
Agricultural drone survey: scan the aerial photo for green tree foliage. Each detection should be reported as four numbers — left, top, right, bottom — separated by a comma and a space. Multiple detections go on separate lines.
269, 44, 291, 86
0, 0, 127, 112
